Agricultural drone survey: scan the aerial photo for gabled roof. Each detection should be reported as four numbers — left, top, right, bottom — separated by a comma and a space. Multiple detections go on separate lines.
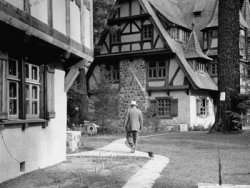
242, 0, 250, 25
141, 0, 217, 91
147, 0, 191, 30
184, 26, 212, 61
193, 0, 206, 14
240, 11, 249, 28
242, 0, 250, 35
203, 0, 218, 29
203, 0, 248, 30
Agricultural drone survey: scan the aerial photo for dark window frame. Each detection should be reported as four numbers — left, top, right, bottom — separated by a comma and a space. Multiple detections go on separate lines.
104, 63, 120, 83
142, 24, 153, 41
148, 60, 167, 80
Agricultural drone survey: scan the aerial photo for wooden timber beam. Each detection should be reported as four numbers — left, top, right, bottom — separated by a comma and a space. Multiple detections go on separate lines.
65, 60, 89, 92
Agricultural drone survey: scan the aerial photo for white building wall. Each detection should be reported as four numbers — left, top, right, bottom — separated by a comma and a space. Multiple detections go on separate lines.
0, 69, 67, 183
151, 91, 191, 126
53, 0, 67, 35
189, 93, 215, 129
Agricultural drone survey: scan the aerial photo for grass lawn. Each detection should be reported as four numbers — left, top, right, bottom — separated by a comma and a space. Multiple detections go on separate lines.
78, 134, 120, 151
0, 156, 147, 188
136, 131, 250, 188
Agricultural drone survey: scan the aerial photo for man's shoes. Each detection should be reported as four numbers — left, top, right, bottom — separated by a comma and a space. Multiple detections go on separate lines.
131, 147, 135, 153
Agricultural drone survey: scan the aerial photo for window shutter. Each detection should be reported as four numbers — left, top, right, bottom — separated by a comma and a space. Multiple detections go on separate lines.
196, 98, 201, 116
149, 99, 157, 117
0, 59, 8, 120
40, 65, 46, 119
45, 65, 55, 119
170, 98, 178, 117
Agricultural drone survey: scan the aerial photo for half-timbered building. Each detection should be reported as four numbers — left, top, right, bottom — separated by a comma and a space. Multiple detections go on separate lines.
88, 0, 250, 130
0, 0, 93, 183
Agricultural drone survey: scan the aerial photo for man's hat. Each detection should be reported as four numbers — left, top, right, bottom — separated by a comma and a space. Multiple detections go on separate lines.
131, 100, 137, 106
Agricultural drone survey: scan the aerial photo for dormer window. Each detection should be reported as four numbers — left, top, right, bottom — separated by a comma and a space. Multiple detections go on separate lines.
168, 27, 189, 43
193, 11, 202, 17
188, 60, 207, 72
203, 29, 218, 50
111, 29, 121, 44
240, 29, 246, 58
142, 24, 153, 41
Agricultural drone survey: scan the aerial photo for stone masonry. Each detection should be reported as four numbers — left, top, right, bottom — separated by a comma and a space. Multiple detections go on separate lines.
119, 58, 149, 125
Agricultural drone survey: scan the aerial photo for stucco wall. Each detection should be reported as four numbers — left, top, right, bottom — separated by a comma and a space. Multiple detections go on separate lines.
0, 69, 67, 183
151, 91, 191, 127
189, 92, 215, 129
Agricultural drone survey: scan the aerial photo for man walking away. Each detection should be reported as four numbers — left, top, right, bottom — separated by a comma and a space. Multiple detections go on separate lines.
124, 100, 143, 153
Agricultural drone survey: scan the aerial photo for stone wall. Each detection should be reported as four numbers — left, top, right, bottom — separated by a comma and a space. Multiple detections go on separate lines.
119, 58, 148, 125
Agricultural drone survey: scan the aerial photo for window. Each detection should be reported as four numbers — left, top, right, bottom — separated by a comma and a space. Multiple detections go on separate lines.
111, 30, 121, 44
203, 32, 208, 50
142, 24, 153, 40
195, 62, 206, 72
7, 59, 19, 118
196, 97, 209, 117
157, 98, 171, 117
155, 97, 178, 118
168, 28, 179, 41
25, 64, 40, 118
210, 30, 218, 48
0, 56, 55, 121
148, 61, 166, 79
6, 59, 40, 119
104, 63, 119, 83
240, 29, 246, 58
210, 63, 217, 76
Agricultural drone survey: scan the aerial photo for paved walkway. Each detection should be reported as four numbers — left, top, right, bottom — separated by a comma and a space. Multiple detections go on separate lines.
68, 138, 169, 188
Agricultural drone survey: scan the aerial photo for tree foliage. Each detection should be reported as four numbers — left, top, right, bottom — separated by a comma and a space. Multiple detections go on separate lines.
93, 0, 114, 45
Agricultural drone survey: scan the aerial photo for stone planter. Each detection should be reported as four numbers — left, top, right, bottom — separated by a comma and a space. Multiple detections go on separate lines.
67, 131, 81, 152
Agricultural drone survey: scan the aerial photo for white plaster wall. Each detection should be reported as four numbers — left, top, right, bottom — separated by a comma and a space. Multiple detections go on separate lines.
0, 69, 67, 183
150, 91, 191, 126
84, 7, 91, 48
189, 93, 215, 129
169, 58, 179, 81
131, 0, 140, 16
70, 1, 81, 43
120, 2, 129, 17
173, 70, 184, 86
30, 0, 48, 24
53, 0, 66, 35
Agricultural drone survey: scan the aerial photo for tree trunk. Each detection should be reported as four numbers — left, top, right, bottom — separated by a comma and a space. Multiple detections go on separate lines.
217, 0, 240, 131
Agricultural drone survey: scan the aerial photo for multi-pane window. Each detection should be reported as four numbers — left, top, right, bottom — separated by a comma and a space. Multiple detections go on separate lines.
104, 64, 119, 83
210, 30, 218, 48
210, 63, 217, 76
157, 98, 171, 117
142, 24, 153, 40
111, 30, 121, 44
7, 59, 19, 118
148, 61, 166, 79
203, 29, 218, 49
6, 58, 40, 119
154, 97, 178, 118
195, 62, 206, 72
168, 27, 179, 41
203, 32, 208, 50
197, 97, 209, 117
167, 28, 189, 42
25, 64, 40, 118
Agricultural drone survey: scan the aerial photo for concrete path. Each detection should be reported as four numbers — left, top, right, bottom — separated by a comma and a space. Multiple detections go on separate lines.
67, 138, 169, 188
